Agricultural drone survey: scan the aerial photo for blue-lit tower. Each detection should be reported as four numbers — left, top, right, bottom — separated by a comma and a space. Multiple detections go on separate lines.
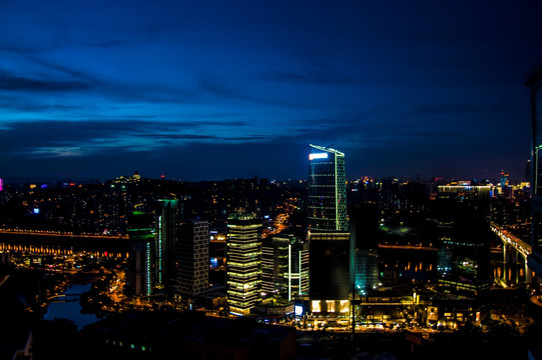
307, 144, 351, 315
307, 144, 348, 232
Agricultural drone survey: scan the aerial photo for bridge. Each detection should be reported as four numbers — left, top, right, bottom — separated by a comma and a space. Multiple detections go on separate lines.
0, 228, 128, 240
378, 244, 437, 251
490, 223, 531, 258
47, 294, 82, 303
0, 228, 130, 258
490, 223, 533, 284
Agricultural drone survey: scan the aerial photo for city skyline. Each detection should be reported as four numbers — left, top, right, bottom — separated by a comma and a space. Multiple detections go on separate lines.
2, 1, 542, 182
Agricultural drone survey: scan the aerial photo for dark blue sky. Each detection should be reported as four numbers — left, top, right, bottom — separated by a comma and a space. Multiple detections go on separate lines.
1, 1, 541, 182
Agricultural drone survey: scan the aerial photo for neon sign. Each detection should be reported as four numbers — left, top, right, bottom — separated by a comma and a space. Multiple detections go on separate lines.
309, 152, 329, 160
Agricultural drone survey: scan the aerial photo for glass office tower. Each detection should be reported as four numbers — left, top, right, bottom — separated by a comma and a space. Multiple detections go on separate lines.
308, 144, 348, 232
527, 57, 542, 277
155, 199, 178, 291
126, 210, 156, 297
307, 145, 350, 313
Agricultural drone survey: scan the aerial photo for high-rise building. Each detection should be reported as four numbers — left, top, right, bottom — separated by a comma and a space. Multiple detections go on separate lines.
126, 210, 156, 297
527, 57, 542, 278
349, 203, 380, 294
155, 199, 178, 290
177, 219, 209, 302
434, 198, 491, 296
261, 233, 309, 301
500, 170, 510, 189
307, 144, 347, 232
353, 249, 379, 294
307, 145, 351, 313
226, 212, 262, 315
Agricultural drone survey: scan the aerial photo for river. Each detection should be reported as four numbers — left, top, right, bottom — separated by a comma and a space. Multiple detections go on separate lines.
43, 283, 100, 330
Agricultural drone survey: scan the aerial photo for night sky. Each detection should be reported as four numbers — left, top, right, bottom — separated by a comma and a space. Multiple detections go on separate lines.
1, 1, 542, 183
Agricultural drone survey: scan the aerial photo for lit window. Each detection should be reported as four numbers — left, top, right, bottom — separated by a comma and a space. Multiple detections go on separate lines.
339, 300, 349, 313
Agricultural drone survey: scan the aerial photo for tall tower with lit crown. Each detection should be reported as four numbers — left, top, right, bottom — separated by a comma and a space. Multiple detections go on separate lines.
307, 144, 351, 314
307, 144, 347, 231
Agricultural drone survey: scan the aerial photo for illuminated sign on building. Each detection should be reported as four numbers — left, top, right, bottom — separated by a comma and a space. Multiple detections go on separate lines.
309, 153, 329, 160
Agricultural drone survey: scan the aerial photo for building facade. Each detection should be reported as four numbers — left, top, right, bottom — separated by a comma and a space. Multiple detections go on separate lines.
307, 145, 351, 313
226, 212, 262, 315
349, 203, 380, 294
177, 219, 209, 301
126, 210, 156, 297
155, 199, 178, 291
527, 57, 542, 278
307, 144, 347, 232
261, 233, 309, 301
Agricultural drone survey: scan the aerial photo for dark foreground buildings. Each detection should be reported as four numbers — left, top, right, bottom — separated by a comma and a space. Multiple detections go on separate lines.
79, 311, 296, 360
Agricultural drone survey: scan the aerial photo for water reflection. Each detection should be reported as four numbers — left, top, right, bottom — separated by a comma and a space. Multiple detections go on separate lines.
44, 283, 98, 330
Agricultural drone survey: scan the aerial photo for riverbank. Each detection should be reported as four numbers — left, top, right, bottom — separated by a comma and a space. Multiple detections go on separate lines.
44, 283, 102, 330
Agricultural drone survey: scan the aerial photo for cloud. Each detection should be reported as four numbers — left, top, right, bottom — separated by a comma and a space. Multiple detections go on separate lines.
0, 118, 274, 161
264, 70, 362, 86
137, 133, 218, 140
0, 70, 92, 92
85, 40, 130, 49
0, 95, 81, 112
198, 78, 240, 99
1, 57, 194, 105
196, 76, 306, 108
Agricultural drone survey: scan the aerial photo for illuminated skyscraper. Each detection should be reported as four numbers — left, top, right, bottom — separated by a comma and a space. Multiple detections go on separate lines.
177, 219, 209, 302
261, 233, 309, 301
126, 210, 156, 297
527, 57, 542, 277
155, 199, 178, 290
307, 144, 347, 232
307, 145, 350, 314
226, 212, 262, 315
